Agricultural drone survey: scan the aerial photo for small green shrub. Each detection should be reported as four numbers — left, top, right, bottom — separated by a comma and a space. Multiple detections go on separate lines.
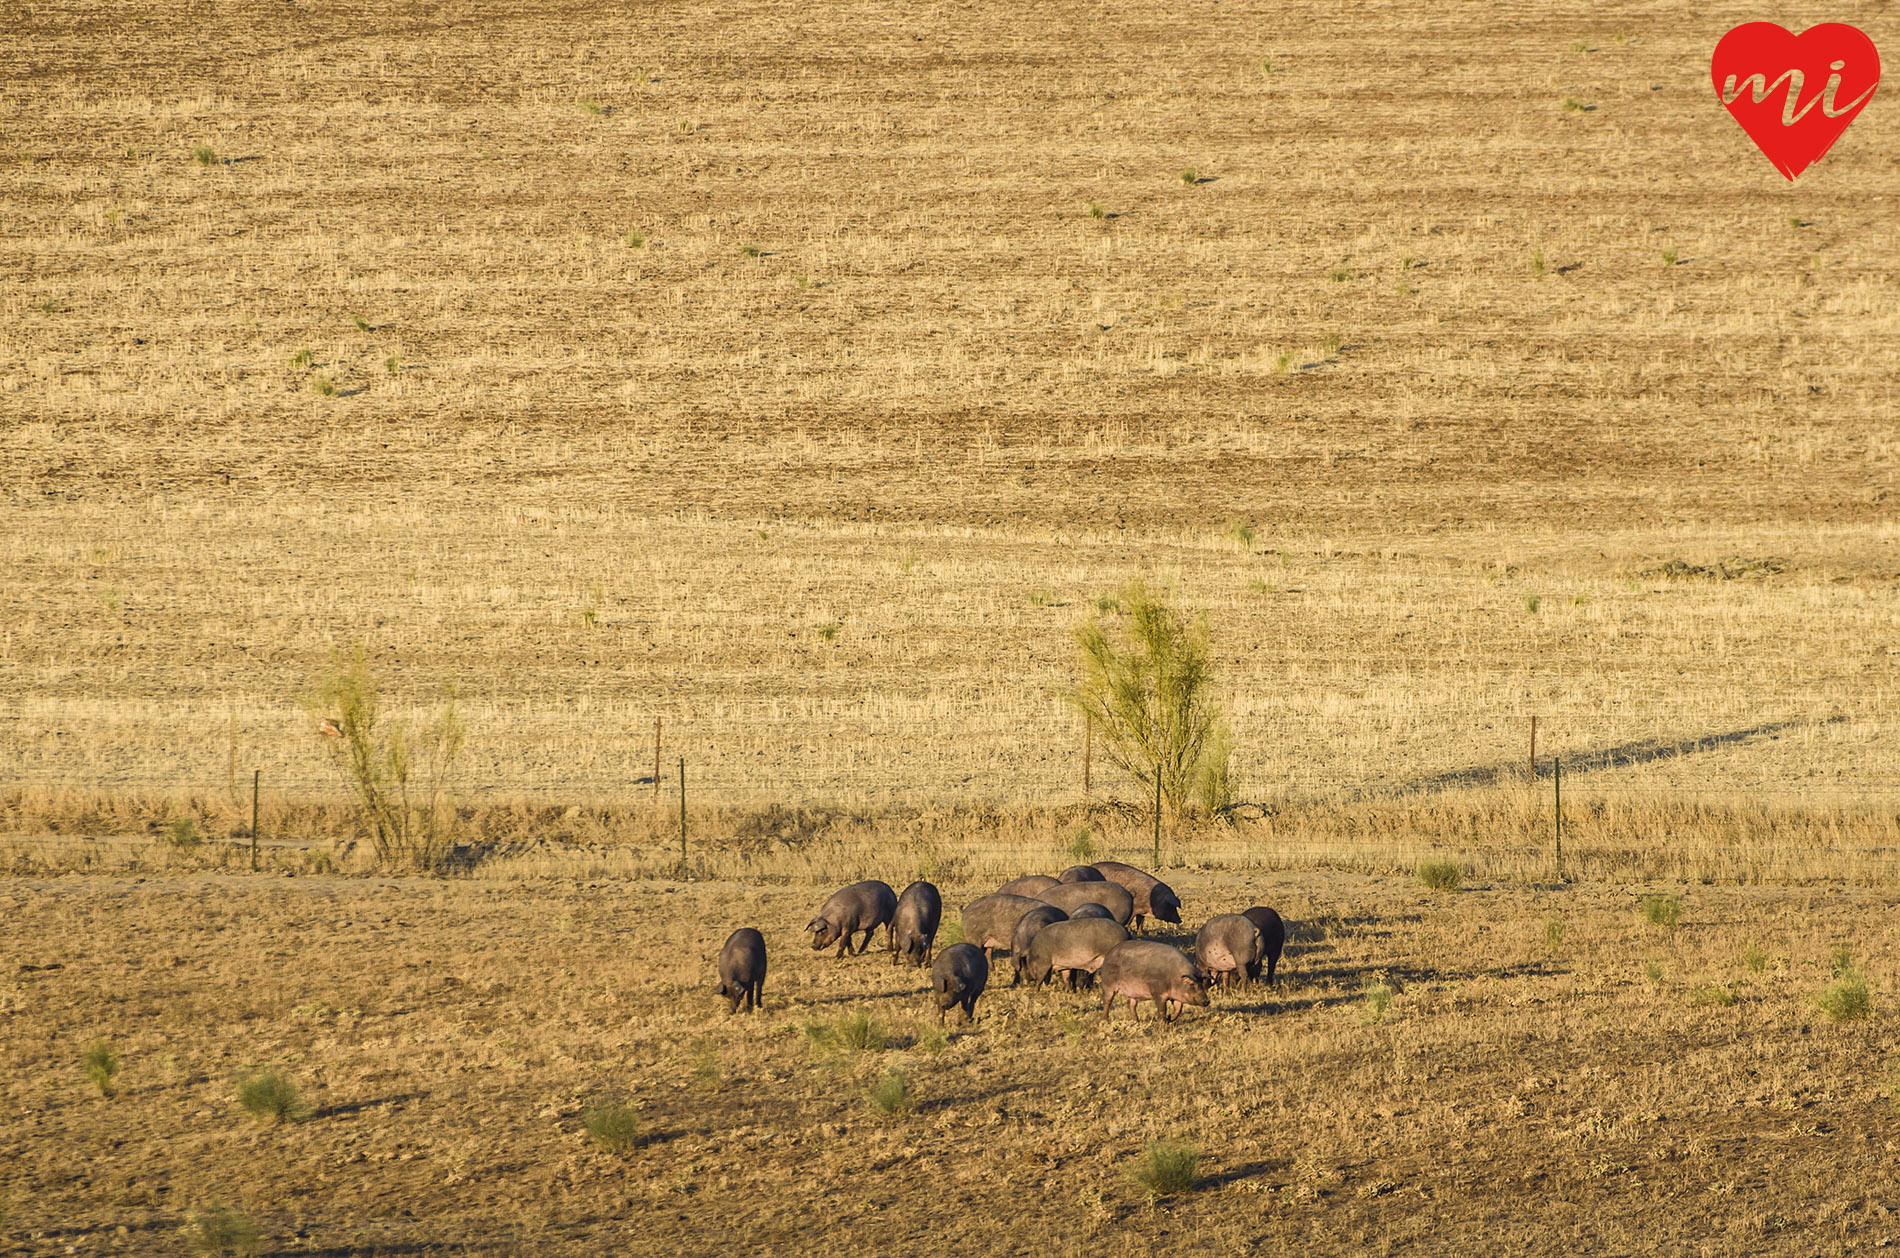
625, 230, 645, 248
310, 375, 337, 397
192, 145, 219, 166
1643, 960, 1664, 987
1224, 518, 1256, 551
235, 1069, 302, 1124
1360, 980, 1395, 1024
1087, 200, 1106, 219
162, 817, 202, 849
913, 1023, 948, 1055
1523, 593, 1541, 613
1321, 332, 1342, 354
1816, 961, 1873, 1023
867, 1069, 908, 1115
936, 918, 965, 947
384, 355, 400, 374
1743, 943, 1767, 973
577, 97, 604, 115
351, 315, 371, 332
83, 1041, 120, 1096
1640, 894, 1681, 929
1128, 1140, 1200, 1199
1530, 249, 1547, 275
584, 1099, 641, 1155
183, 1204, 258, 1257
1543, 917, 1565, 952
1066, 825, 1098, 863
817, 621, 840, 642
1561, 96, 1587, 112
1328, 269, 1350, 281
289, 348, 312, 367
1272, 350, 1295, 374
1417, 859, 1461, 891
1027, 590, 1049, 607
740, 243, 761, 258
1178, 169, 1198, 185
1660, 245, 1679, 266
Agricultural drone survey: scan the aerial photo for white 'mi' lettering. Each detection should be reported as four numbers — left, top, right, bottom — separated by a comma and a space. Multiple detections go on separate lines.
1722, 59, 1876, 125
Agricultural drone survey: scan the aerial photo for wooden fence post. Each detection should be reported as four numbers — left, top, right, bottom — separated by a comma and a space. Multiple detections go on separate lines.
251, 769, 260, 872
1553, 758, 1563, 880
678, 756, 687, 876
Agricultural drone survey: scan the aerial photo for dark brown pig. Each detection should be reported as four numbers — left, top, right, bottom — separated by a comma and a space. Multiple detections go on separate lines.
1008, 904, 1068, 985
1022, 918, 1130, 990
1241, 906, 1287, 985
891, 881, 942, 967
806, 880, 898, 957
1090, 861, 1183, 933
1057, 865, 1106, 883
1068, 902, 1114, 921
1098, 940, 1208, 1024
931, 942, 990, 1025
714, 927, 767, 1015
1194, 914, 1266, 990
961, 893, 1049, 954
996, 874, 1059, 898
1036, 880, 1134, 925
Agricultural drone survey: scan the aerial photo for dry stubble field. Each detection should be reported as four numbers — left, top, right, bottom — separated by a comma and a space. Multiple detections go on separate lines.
3, 0, 1900, 1251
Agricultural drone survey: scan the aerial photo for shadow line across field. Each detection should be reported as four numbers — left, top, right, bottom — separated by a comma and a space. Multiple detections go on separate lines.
1387, 716, 1841, 797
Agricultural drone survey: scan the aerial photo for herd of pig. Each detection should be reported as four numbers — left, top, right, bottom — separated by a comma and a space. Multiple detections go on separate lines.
713, 860, 1286, 1027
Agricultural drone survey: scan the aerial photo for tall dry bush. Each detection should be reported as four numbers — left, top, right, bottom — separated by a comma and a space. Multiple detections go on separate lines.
304, 644, 465, 871
1067, 580, 1233, 816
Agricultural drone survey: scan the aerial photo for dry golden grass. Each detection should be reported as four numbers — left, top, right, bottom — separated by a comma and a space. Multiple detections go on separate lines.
5, 0, 1900, 1249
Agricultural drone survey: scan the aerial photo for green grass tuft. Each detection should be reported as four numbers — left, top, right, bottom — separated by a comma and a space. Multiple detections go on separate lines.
183, 1204, 259, 1257
163, 818, 202, 849
310, 375, 337, 397
235, 1069, 303, 1124
867, 1068, 908, 1114
83, 1040, 120, 1096
1417, 859, 1461, 891
1128, 1140, 1200, 1199
1815, 959, 1873, 1022
1360, 980, 1395, 1024
584, 1098, 641, 1154
1640, 894, 1681, 929
192, 144, 219, 166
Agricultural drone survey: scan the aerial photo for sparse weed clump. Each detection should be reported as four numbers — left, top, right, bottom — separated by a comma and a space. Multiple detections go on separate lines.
162, 817, 202, 849
289, 348, 312, 367
1561, 96, 1587, 112
310, 375, 337, 397
1360, 980, 1395, 1024
1743, 943, 1767, 973
584, 1099, 641, 1155
867, 1068, 909, 1115
1640, 894, 1681, 929
83, 1040, 120, 1096
1643, 960, 1664, 987
1066, 825, 1098, 863
802, 1010, 890, 1053
384, 355, 400, 374
1128, 1140, 1200, 1199
1087, 200, 1106, 219
1815, 954, 1873, 1023
1178, 169, 1197, 185
192, 145, 219, 166
835, 1011, 888, 1051
1530, 249, 1547, 275
236, 1069, 303, 1124
1417, 859, 1461, 891
1690, 981, 1737, 1007
1543, 917, 1565, 952
691, 1047, 721, 1089
1660, 245, 1679, 266
625, 230, 645, 248
351, 315, 371, 332
577, 97, 604, 115
183, 1204, 259, 1257
1523, 593, 1541, 613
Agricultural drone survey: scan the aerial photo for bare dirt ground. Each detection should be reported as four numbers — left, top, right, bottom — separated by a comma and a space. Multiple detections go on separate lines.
5, 869, 1898, 1256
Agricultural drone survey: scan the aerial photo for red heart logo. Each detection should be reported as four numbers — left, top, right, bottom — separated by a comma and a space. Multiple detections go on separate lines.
1712, 23, 1880, 180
